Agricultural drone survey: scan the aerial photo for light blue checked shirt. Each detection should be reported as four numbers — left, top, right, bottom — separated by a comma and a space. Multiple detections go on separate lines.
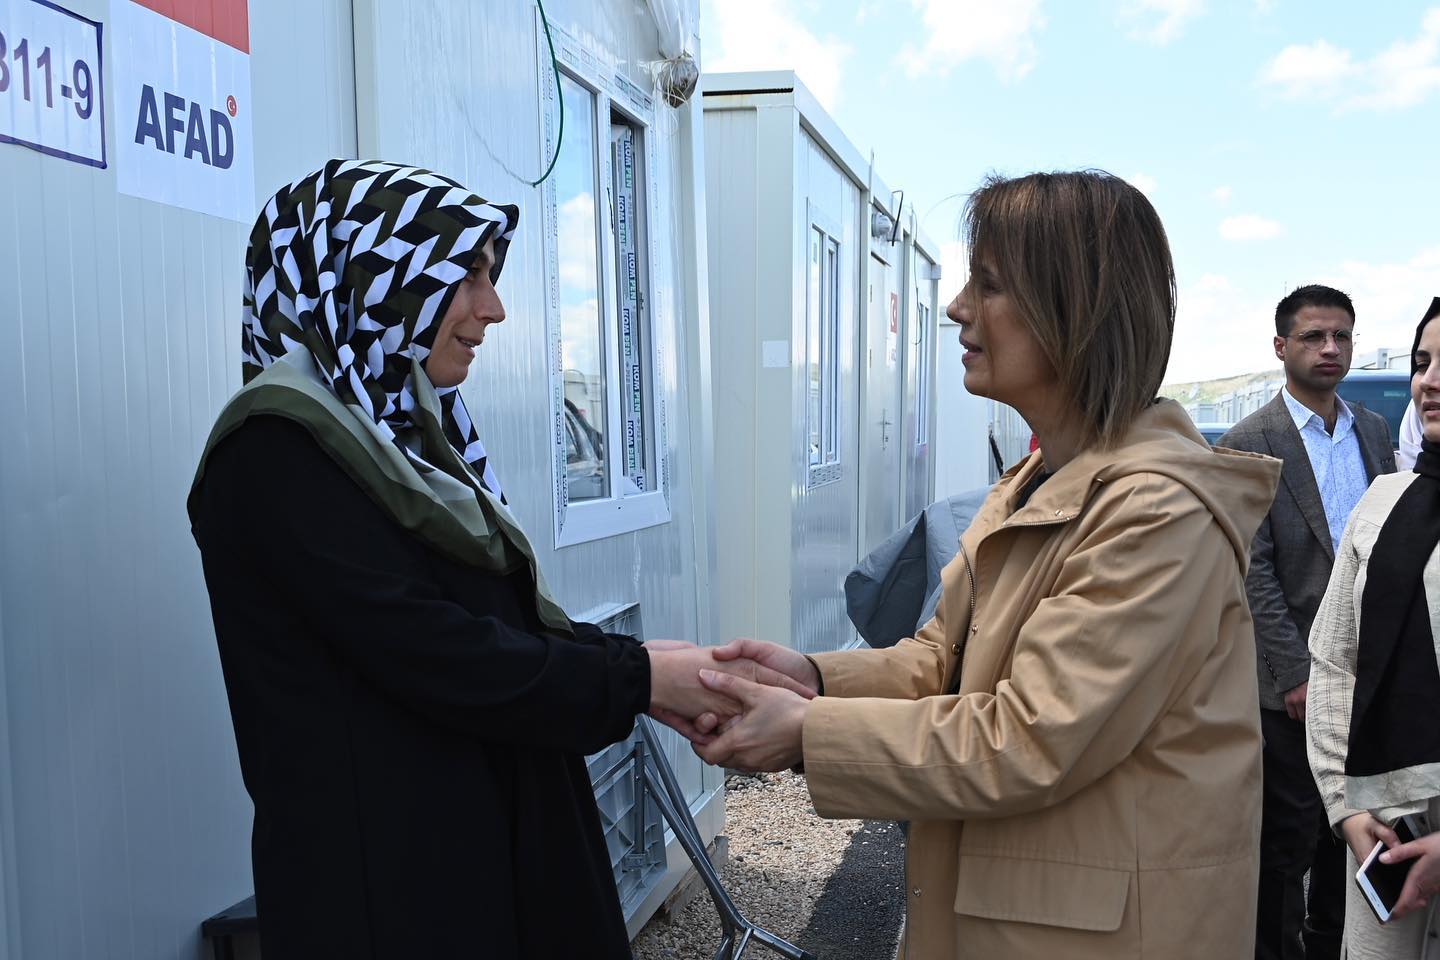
1281, 386, 1369, 554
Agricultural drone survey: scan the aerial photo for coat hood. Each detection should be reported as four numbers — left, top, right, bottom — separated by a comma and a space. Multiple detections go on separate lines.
1002, 399, 1281, 570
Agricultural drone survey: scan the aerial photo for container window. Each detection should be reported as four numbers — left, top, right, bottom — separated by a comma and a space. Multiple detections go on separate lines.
806, 223, 842, 483
915, 296, 931, 447
556, 74, 609, 503
542, 55, 669, 545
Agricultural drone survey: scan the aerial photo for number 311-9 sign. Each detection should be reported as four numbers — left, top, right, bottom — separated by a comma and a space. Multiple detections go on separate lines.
0, 0, 106, 168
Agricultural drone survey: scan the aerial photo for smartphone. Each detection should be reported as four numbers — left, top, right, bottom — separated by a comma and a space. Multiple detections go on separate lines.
1355, 815, 1423, 924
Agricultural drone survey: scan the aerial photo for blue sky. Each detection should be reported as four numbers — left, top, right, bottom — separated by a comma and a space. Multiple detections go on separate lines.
700, 0, 1440, 384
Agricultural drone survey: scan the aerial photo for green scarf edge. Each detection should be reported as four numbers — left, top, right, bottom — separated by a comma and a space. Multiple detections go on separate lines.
188, 357, 574, 637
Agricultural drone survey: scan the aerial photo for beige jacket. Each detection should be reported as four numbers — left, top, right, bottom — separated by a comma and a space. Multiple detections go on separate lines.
805, 400, 1280, 959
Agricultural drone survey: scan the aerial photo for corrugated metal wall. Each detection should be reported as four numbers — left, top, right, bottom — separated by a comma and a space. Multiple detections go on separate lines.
702, 104, 767, 653
0, 1, 358, 957
1, 0, 720, 954
703, 92, 866, 658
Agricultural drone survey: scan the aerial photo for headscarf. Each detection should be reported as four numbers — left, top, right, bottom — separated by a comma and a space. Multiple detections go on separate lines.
1347, 296, 1440, 808
191, 160, 575, 635
1408, 297, 1440, 376
241, 158, 516, 499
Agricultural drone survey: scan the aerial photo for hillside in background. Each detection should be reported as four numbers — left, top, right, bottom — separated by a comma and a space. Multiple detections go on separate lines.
1160, 368, 1281, 406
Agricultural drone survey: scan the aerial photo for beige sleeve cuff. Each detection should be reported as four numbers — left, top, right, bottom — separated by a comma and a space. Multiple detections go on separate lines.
812, 637, 947, 701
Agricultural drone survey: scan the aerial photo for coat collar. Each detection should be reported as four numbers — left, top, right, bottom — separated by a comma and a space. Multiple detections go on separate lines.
1280, 385, 1356, 436
995, 400, 1184, 529
989, 399, 1282, 550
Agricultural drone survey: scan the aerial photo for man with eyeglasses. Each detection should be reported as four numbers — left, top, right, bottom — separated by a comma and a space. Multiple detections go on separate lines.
1219, 285, 1396, 960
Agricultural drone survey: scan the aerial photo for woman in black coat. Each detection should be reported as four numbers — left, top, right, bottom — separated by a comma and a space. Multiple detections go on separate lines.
189, 160, 781, 958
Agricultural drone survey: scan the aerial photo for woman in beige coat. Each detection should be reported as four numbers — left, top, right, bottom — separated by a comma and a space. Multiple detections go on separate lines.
688, 171, 1282, 958
1307, 297, 1440, 959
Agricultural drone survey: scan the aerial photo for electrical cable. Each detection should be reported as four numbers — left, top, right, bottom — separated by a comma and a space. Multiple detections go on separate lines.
529, 0, 564, 187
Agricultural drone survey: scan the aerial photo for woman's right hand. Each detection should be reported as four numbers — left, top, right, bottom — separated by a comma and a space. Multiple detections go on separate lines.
1340, 812, 1400, 865
645, 640, 821, 743
710, 638, 821, 696
685, 639, 822, 737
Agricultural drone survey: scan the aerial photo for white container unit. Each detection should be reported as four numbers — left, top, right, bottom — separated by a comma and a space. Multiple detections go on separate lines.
933, 311, 1000, 497
0, 0, 715, 956
702, 71, 942, 656
355, 0, 722, 932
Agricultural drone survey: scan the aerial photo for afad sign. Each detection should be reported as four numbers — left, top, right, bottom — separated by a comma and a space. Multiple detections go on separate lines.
112, 0, 254, 222
133, 83, 238, 170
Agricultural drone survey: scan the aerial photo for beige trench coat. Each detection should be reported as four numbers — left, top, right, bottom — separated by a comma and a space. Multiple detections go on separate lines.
806, 401, 1281, 959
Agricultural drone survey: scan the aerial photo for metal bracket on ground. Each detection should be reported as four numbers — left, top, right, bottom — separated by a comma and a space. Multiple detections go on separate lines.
638, 718, 819, 960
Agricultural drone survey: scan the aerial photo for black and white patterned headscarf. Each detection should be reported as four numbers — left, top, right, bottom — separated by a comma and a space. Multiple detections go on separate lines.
242, 159, 517, 499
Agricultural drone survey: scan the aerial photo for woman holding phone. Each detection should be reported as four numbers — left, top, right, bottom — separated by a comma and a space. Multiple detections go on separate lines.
1307, 297, 1440, 957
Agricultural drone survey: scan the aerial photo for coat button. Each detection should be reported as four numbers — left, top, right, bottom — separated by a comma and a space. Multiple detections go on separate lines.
912, 887, 922, 897
951, 642, 962, 654
1054, 509, 1063, 517
970, 623, 979, 634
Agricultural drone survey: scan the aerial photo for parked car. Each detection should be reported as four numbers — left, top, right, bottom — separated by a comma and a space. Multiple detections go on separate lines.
563, 399, 606, 500
1194, 422, 1235, 446
1337, 368, 1410, 449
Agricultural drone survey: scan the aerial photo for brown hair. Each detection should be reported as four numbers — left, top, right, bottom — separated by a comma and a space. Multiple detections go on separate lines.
964, 170, 1176, 449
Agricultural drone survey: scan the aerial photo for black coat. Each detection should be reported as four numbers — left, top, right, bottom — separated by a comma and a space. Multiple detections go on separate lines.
190, 415, 650, 959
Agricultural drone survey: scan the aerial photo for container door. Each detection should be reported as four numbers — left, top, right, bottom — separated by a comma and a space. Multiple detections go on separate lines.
900, 245, 938, 520
860, 243, 904, 555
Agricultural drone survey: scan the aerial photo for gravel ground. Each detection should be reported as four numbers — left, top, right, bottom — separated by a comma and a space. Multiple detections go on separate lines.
632, 771, 902, 960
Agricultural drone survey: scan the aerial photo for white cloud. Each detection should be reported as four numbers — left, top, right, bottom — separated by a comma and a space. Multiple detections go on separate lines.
1254, 0, 1277, 13
1211, 185, 1232, 204
1260, 39, 1356, 98
1167, 273, 1280, 382
557, 193, 598, 290
1128, 173, 1158, 198
560, 299, 602, 374
1356, 7, 1440, 109
1219, 214, 1284, 241
1121, 0, 1205, 45
856, 0, 886, 24
702, 0, 852, 110
898, 0, 1047, 81
1259, 7, 1440, 110
1165, 247, 1440, 383
1324, 246, 1440, 354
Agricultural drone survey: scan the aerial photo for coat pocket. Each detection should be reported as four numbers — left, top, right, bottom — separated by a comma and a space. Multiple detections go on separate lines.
953, 855, 1131, 932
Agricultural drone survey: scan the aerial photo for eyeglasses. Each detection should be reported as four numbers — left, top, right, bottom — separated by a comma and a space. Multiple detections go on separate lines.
1288, 329, 1354, 350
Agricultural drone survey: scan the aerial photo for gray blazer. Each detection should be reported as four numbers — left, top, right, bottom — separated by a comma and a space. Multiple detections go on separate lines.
1218, 393, 1396, 710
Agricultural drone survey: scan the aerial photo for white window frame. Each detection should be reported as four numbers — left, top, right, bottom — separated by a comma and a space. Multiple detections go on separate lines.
914, 287, 931, 449
538, 21, 670, 547
806, 203, 844, 487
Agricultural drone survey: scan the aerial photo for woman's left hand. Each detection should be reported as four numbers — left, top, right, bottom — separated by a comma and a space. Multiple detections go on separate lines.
1379, 829, 1440, 919
690, 670, 809, 772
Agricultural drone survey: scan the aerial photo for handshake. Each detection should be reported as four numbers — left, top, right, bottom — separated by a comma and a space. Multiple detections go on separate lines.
642, 639, 820, 772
